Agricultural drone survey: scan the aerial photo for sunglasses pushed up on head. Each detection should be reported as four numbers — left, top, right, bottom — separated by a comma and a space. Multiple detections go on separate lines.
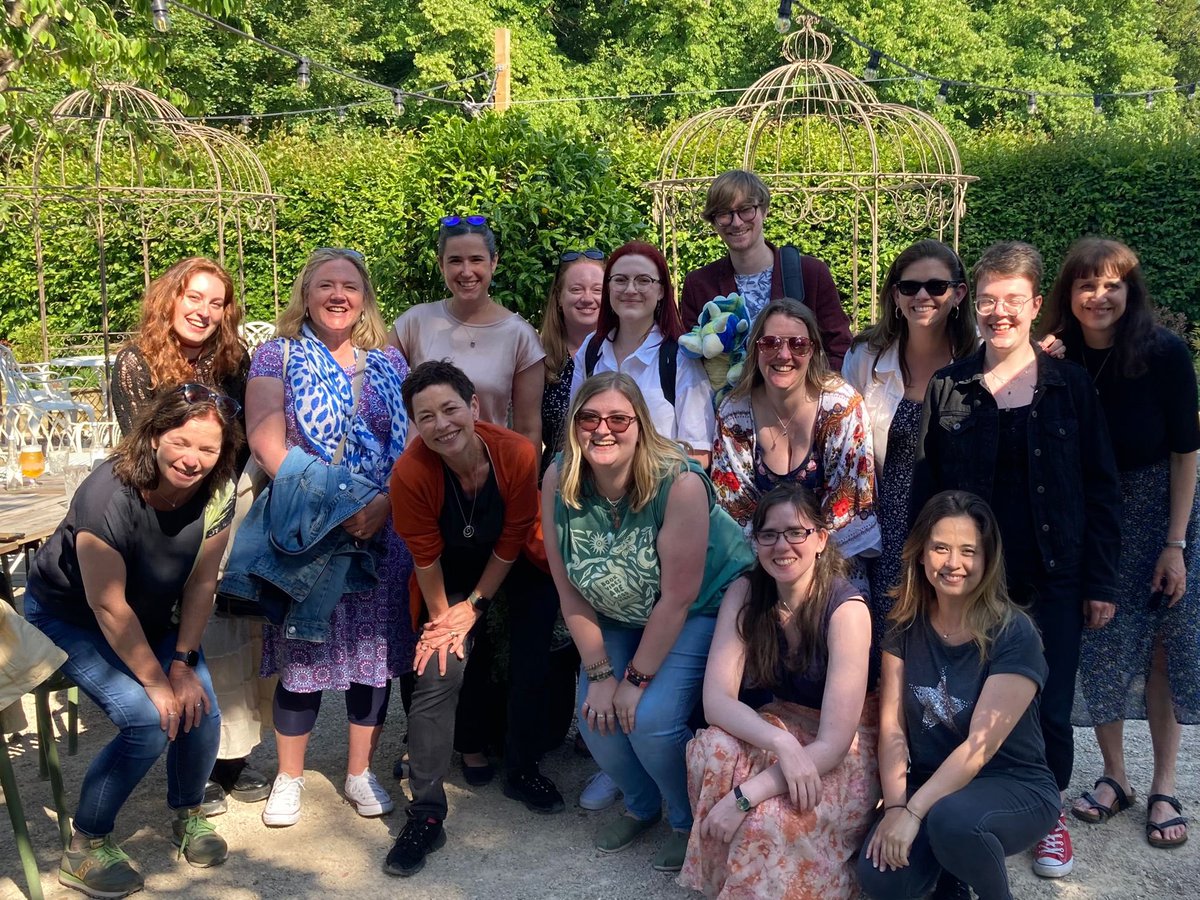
176, 383, 241, 419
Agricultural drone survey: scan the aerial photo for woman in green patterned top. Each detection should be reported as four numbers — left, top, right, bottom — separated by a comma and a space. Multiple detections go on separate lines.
542, 372, 753, 873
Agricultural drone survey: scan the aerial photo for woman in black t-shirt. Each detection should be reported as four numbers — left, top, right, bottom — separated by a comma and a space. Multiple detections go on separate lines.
857, 490, 1059, 900
24, 386, 242, 897
680, 483, 877, 898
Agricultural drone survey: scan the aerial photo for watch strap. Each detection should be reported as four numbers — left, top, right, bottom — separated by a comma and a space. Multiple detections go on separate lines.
733, 785, 752, 812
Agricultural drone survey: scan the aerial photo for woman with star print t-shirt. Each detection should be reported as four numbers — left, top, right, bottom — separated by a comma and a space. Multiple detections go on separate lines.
856, 491, 1059, 900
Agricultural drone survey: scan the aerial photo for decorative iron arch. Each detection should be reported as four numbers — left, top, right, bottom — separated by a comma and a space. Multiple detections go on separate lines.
651, 17, 975, 320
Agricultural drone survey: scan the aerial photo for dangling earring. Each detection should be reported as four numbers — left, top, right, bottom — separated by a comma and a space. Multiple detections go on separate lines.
893, 304, 902, 318
815, 550, 823, 559
950, 304, 960, 320
303, 306, 311, 320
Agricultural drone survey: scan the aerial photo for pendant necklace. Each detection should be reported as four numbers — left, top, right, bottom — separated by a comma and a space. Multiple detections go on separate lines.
448, 437, 492, 538
604, 495, 625, 530
1084, 345, 1115, 385
152, 486, 180, 509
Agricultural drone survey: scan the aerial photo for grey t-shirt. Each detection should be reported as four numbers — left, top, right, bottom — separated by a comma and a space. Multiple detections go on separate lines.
884, 612, 1058, 799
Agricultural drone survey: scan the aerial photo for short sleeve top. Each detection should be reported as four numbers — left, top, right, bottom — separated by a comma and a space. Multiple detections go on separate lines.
27, 459, 235, 641
393, 301, 545, 427
885, 612, 1057, 796
555, 459, 754, 626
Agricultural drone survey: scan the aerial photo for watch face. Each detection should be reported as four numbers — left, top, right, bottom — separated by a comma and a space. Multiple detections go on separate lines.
175, 650, 199, 667
736, 796, 751, 812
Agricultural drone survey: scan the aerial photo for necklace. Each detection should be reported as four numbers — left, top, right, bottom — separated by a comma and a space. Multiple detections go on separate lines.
1083, 345, 1115, 385
152, 485, 181, 509
447, 437, 492, 538
604, 495, 625, 530
985, 357, 1036, 406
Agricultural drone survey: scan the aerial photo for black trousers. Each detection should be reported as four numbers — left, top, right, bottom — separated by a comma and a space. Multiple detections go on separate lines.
856, 776, 1060, 900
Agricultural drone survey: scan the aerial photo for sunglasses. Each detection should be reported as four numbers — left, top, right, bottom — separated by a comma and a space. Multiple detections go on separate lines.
439, 215, 488, 227
560, 248, 605, 263
315, 247, 365, 262
574, 411, 638, 434
756, 335, 814, 357
895, 279, 961, 297
176, 383, 241, 419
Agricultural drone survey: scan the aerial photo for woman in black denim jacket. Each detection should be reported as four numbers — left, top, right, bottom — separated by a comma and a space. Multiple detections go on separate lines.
910, 241, 1121, 884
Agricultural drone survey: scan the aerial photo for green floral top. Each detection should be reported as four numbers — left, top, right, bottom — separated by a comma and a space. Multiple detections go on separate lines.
555, 458, 754, 626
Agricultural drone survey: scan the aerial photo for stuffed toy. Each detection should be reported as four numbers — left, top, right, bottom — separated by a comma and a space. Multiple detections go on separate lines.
678, 293, 750, 394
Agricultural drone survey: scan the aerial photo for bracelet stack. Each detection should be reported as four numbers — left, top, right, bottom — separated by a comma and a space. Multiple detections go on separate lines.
584, 657, 615, 683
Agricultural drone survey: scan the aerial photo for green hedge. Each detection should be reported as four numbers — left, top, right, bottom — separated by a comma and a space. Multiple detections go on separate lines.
2, 115, 1198, 360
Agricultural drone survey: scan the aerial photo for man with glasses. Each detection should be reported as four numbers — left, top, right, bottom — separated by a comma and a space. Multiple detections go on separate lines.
680, 170, 853, 370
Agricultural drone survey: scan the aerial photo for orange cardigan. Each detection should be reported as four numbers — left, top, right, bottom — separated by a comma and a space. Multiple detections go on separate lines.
390, 420, 548, 628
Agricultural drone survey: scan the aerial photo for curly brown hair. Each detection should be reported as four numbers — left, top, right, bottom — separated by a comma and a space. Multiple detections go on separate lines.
133, 258, 244, 389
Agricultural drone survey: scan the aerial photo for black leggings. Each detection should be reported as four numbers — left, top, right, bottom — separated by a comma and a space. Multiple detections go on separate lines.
273, 682, 392, 737
856, 777, 1059, 900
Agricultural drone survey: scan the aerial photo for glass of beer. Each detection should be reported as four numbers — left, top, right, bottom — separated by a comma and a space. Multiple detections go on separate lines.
19, 444, 46, 486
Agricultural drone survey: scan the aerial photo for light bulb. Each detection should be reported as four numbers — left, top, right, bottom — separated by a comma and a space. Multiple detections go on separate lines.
1145, 93, 1154, 110
1093, 94, 1102, 115
775, 0, 792, 32
864, 50, 881, 82
151, 0, 169, 32
336, 107, 347, 124
393, 92, 406, 116
296, 58, 310, 91
1026, 93, 1037, 115
936, 82, 949, 105
239, 117, 251, 135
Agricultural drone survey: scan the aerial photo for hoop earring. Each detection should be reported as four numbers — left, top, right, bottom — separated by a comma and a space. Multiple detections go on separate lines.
893, 304, 902, 318
950, 305, 960, 320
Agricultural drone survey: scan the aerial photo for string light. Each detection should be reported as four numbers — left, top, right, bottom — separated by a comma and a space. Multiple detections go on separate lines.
296, 57, 310, 91
936, 82, 949, 105
393, 91, 406, 115
1093, 93, 1102, 115
776, 0, 793, 33
150, 0, 169, 32
336, 106, 347, 123
864, 50, 882, 82
238, 117, 251, 134
1026, 93, 1037, 115
1146, 93, 1154, 109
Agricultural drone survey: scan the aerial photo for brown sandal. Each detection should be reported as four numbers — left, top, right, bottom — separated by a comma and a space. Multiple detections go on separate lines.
1146, 794, 1189, 848
1071, 776, 1135, 824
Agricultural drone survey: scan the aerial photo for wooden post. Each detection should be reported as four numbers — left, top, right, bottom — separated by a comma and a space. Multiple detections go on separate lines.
494, 28, 511, 113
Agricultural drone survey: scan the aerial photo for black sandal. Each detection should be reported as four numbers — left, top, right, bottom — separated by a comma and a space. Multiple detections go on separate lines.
1071, 776, 1135, 824
1146, 794, 1189, 849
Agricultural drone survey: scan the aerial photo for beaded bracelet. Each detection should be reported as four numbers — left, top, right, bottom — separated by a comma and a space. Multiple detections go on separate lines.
585, 667, 615, 683
583, 657, 612, 674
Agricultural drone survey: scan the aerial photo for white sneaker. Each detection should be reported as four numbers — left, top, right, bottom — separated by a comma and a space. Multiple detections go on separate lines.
262, 773, 304, 827
344, 768, 395, 817
578, 771, 622, 811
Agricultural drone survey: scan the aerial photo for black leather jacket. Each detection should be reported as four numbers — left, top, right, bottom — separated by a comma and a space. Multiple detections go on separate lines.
911, 346, 1121, 604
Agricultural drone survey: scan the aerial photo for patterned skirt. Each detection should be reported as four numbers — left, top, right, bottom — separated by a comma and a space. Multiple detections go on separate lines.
678, 696, 880, 899
1072, 459, 1200, 726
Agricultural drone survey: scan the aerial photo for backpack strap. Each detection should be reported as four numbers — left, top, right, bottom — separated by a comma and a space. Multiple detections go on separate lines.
780, 244, 807, 304
658, 337, 677, 407
584, 335, 602, 377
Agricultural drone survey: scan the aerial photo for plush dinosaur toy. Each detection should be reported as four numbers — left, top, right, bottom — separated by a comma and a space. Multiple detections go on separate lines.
678, 293, 751, 394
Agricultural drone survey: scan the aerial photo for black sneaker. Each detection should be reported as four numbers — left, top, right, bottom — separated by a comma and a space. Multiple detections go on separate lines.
212, 759, 271, 803
931, 872, 972, 900
502, 769, 565, 814
200, 780, 227, 817
383, 816, 446, 877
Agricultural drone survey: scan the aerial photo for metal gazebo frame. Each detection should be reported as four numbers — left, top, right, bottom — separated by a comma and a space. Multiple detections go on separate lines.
650, 17, 976, 320
0, 84, 281, 406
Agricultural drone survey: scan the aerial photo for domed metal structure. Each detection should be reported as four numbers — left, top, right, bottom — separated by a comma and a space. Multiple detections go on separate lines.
651, 17, 975, 319
0, 84, 281, 378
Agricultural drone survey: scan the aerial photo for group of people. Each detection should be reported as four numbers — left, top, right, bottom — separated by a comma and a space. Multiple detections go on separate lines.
19, 169, 1196, 900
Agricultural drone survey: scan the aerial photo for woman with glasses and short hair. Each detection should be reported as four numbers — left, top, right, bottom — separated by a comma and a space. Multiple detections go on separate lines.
25, 387, 244, 897
680, 482, 878, 898
910, 241, 1122, 880
543, 373, 754, 873
569, 240, 715, 468
390, 215, 545, 450
245, 248, 413, 829
711, 298, 880, 587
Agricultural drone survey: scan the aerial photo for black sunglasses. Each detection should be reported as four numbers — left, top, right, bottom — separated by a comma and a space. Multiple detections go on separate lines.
560, 248, 605, 263
439, 215, 488, 228
177, 383, 241, 419
895, 279, 961, 297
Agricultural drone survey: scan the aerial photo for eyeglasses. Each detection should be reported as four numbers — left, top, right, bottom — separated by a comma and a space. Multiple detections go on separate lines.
756, 334, 814, 357
753, 526, 817, 547
975, 295, 1033, 315
711, 205, 760, 227
176, 383, 241, 419
439, 215, 488, 228
607, 274, 662, 292
574, 411, 638, 433
560, 248, 605, 263
895, 279, 960, 297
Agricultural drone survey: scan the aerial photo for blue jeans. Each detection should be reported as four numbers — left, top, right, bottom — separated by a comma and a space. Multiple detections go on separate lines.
577, 614, 715, 831
25, 593, 221, 837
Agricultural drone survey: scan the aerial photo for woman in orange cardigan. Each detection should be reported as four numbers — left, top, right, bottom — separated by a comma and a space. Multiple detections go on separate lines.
385, 360, 562, 878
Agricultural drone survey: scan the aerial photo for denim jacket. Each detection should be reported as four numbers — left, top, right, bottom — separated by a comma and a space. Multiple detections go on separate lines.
911, 346, 1122, 604
220, 446, 379, 641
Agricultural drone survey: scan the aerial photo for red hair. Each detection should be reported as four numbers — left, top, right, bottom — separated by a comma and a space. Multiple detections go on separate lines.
593, 241, 683, 342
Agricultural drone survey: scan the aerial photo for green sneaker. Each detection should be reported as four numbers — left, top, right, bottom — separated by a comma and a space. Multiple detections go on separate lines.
59, 834, 144, 898
595, 809, 662, 853
652, 829, 690, 872
171, 807, 229, 868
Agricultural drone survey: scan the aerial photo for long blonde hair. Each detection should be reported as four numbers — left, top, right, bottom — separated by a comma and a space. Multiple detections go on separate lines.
275, 248, 389, 349
540, 256, 605, 384
889, 490, 1020, 661
731, 298, 841, 400
558, 372, 689, 513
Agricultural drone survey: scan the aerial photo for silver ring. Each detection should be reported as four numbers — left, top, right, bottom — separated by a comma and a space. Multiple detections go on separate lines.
195, 702, 202, 707
167, 712, 177, 717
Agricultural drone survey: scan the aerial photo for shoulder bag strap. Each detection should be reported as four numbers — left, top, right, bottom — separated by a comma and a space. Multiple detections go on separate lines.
780, 245, 806, 304
658, 337, 678, 407
584, 334, 602, 377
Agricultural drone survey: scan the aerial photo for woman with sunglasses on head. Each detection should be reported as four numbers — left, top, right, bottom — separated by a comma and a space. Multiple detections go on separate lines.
1041, 238, 1199, 850
910, 241, 1122, 880
855, 491, 1060, 900
711, 298, 879, 586
842, 242, 976, 654
569, 240, 715, 468
539, 248, 605, 477
680, 483, 878, 899
543, 373, 754, 873
110, 257, 268, 817
25, 387, 243, 897
391, 215, 545, 451
244, 248, 413, 829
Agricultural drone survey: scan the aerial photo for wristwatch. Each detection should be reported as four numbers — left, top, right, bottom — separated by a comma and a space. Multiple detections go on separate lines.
1165, 540, 1187, 551
172, 649, 199, 668
467, 590, 492, 615
733, 785, 752, 812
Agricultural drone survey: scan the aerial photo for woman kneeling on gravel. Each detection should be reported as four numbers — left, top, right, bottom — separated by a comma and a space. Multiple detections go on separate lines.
25, 387, 242, 897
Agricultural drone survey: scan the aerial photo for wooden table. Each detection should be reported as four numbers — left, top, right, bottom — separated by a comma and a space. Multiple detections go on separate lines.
0, 479, 67, 606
